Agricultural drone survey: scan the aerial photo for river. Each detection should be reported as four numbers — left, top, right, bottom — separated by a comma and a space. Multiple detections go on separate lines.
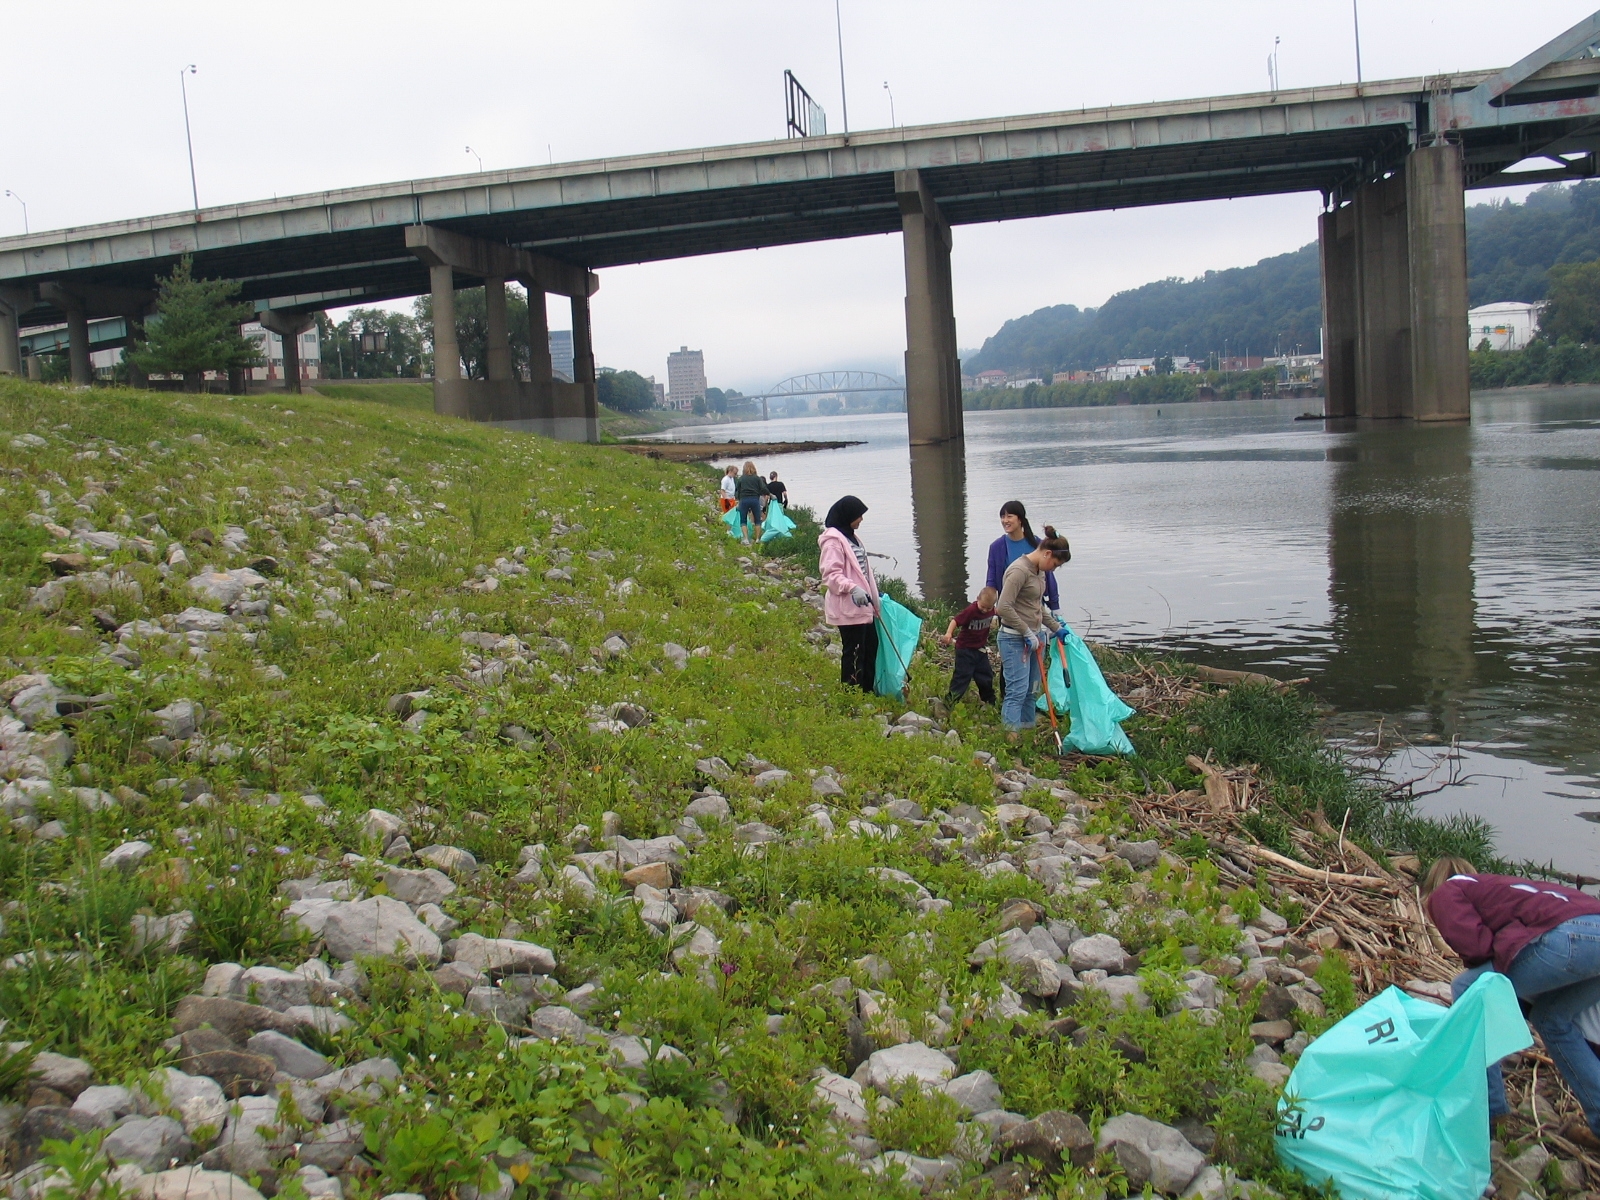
661, 389, 1600, 874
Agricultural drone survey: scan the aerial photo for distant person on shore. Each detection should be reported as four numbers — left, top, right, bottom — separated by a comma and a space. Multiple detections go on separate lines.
1425, 858, 1600, 1151
986, 501, 1063, 617
733, 461, 768, 544
940, 586, 998, 706
995, 534, 1072, 739
819, 495, 879, 691
718, 466, 737, 513
766, 471, 789, 512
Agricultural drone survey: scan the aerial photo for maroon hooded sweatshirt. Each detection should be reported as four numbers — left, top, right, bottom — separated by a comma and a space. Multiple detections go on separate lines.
1426, 873, 1600, 973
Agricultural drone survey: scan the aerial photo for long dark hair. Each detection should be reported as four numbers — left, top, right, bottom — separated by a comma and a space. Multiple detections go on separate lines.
1000, 500, 1037, 548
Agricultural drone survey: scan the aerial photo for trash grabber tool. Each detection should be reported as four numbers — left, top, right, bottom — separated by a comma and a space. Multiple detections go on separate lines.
1035, 639, 1062, 752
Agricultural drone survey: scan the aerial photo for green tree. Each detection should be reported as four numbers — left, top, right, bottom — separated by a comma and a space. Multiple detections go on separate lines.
129, 257, 260, 391
318, 309, 430, 379
413, 287, 532, 379
704, 387, 729, 414
596, 369, 656, 412
1539, 260, 1600, 343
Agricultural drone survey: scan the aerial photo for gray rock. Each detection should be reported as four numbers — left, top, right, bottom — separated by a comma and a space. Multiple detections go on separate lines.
285, 897, 342, 938
998, 1110, 1096, 1171
1251, 1061, 1292, 1088
361, 808, 408, 846
526, 1005, 589, 1042
69, 1084, 144, 1128
130, 911, 195, 955
296, 1119, 364, 1172
312, 1057, 401, 1100
102, 840, 155, 873
1068, 933, 1128, 973
683, 793, 732, 822
283, 1005, 355, 1036
465, 987, 532, 1028
199, 1095, 283, 1175
812, 1069, 870, 1131
870, 1152, 962, 1190
941, 1070, 1003, 1115
452, 933, 557, 976
382, 866, 456, 907
1085, 973, 1148, 1010
735, 821, 783, 844
245, 1031, 330, 1080
29, 1051, 94, 1098
12, 683, 62, 728
416, 845, 478, 876
145, 1068, 228, 1135
236, 965, 313, 1011
694, 757, 732, 781
853, 1042, 956, 1096
188, 568, 266, 606
103, 1115, 194, 1171
1096, 1112, 1207, 1195
662, 642, 689, 669
1114, 839, 1161, 870
137, 1169, 269, 1200
812, 775, 845, 797
751, 769, 791, 789
321, 897, 441, 966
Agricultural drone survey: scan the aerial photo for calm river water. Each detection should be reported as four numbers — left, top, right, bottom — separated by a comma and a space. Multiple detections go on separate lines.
665, 390, 1600, 874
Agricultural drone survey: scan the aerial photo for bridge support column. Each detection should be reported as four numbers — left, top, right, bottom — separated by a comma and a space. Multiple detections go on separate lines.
1319, 208, 1358, 418
1327, 146, 1471, 422
525, 288, 554, 412
65, 301, 92, 386
484, 276, 513, 382
897, 169, 962, 445
568, 293, 601, 444
1406, 144, 1471, 421
429, 264, 466, 417
258, 310, 317, 395
0, 291, 22, 378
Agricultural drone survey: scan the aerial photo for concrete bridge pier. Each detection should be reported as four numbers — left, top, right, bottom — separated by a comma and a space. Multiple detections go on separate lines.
897, 169, 962, 446
406, 223, 599, 441
258, 310, 318, 394
0, 286, 28, 377
1319, 144, 1470, 422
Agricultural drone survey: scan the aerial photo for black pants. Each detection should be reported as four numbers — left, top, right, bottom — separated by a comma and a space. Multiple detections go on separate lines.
948, 646, 996, 703
840, 622, 878, 691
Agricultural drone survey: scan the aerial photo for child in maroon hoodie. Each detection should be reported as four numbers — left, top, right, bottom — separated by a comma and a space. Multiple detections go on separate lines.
1426, 857, 1600, 1149
940, 586, 998, 705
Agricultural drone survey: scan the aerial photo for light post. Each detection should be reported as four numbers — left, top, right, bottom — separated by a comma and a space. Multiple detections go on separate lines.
465, 146, 483, 172
179, 65, 199, 212
1352, 1, 1363, 87
3, 190, 25, 234
834, 0, 849, 134
883, 81, 896, 127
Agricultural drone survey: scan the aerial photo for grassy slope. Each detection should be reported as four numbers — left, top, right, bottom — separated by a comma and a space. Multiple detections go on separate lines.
307, 382, 720, 439
0, 378, 1483, 1197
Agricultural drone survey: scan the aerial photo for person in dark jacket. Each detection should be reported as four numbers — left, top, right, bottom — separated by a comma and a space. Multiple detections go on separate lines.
1425, 857, 1600, 1148
732, 461, 768, 544
985, 501, 1063, 615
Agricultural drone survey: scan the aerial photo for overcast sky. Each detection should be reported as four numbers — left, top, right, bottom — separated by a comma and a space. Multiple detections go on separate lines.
0, 1, 1577, 390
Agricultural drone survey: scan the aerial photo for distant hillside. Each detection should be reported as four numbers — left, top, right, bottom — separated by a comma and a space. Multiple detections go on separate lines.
968, 180, 1600, 376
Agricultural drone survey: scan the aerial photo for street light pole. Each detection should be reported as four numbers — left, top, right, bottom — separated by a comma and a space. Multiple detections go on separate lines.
834, 0, 849, 134
1352, 1, 1363, 87
883, 81, 896, 127
3, 190, 25, 234
465, 146, 483, 172
179, 65, 199, 213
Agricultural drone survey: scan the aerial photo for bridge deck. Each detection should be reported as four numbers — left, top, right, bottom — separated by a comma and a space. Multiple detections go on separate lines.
5, 61, 1600, 324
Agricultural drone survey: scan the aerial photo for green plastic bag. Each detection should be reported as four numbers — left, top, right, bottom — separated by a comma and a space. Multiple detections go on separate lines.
872, 595, 922, 699
1275, 972, 1532, 1200
761, 501, 796, 542
722, 502, 796, 542
1034, 623, 1136, 756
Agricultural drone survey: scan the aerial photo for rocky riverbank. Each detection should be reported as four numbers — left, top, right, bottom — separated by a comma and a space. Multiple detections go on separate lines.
0, 378, 1578, 1198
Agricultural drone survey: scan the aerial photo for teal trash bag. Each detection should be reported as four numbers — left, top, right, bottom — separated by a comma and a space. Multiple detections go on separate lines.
872, 595, 922, 699
761, 501, 796, 542
1034, 624, 1135, 756
1275, 972, 1532, 1200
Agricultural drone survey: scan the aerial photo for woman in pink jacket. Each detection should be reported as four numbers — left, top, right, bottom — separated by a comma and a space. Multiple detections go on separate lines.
818, 495, 880, 691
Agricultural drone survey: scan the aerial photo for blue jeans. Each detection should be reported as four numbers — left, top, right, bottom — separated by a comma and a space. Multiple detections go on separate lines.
998, 632, 1040, 730
1454, 914, 1600, 1132
736, 496, 761, 531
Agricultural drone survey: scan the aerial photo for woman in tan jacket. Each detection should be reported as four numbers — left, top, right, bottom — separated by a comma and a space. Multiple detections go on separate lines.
995, 535, 1071, 737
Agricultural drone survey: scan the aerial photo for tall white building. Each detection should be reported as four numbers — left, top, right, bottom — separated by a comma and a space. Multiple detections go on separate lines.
241, 321, 321, 382
1468, 301, 1539, 351
548, 330, 574, 381
667, 345, 706, 409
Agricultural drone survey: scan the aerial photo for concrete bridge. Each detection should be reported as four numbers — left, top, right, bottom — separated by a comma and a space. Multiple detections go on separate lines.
4, 13, 1600, 441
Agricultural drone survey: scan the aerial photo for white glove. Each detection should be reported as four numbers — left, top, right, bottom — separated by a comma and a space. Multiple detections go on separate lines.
1023, 629, 1041, 651
851, 586, 871, 607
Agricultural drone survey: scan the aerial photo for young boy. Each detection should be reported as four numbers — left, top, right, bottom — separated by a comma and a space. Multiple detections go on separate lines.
941, 586, 998, 704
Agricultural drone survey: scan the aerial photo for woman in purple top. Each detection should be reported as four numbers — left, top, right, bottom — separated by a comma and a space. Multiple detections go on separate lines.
985, 501, 1064, 613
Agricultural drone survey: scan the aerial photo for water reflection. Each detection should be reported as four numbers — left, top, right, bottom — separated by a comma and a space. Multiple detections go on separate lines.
908, 440, 968, 605
1321, 422, 1478, 731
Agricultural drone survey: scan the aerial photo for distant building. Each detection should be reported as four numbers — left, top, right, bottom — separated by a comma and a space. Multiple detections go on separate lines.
1004, 377, 1044, 389
1469, 301, 1539, 351
1216, 355, 1264, 372
648, 376, 668, 408
667, 345, 706, 408
1264, 353, 1323, 383
241, 321, 321, 382
549, 330, 574, 381
975, 369, 1008, 388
